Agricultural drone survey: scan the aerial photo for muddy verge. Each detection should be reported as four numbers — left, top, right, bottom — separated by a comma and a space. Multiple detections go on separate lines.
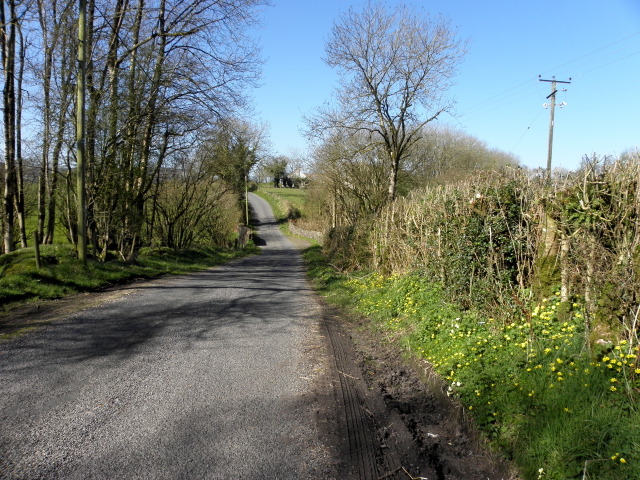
317, 302, 516, 480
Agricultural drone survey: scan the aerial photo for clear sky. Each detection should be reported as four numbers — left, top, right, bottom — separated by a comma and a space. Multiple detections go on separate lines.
251, 0, 640, 172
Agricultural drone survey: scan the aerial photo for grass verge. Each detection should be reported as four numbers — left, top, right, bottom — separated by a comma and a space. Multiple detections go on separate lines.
302, 245, 640, 480
258, 185, 307, 212
1, 243, 259, 310
255, 185, 306, 227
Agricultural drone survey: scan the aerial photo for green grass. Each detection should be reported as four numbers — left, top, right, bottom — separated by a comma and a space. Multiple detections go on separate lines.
259, 185, 308, 211
256, 185, 308, 223
0, 243, 259, 310
302, 245, 640, 480
302, 245, 352, 300
254, 188, 287, 224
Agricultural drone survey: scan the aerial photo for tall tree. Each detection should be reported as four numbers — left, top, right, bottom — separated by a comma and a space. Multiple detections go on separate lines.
1, 0, 18, 252
307, 1, 466, 201
36, 0, 75, 245
15, 16, 27, 247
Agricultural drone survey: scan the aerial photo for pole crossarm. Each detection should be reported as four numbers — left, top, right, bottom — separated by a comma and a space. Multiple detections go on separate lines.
539, 78, 572, 84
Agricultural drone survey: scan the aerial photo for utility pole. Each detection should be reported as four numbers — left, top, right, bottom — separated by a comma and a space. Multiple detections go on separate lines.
245, 173, 249, 225
539, 76, 571, 183
76, 0, 87, 264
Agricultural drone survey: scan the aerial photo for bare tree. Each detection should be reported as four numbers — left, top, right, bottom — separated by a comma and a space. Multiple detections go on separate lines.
34, 0, 76, 245
311, 133, 388, 227
307, 1, 466, 201
15, 17, 27, 248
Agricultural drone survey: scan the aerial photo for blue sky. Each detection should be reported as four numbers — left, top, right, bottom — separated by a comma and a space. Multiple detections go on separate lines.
251, 0, 640, 172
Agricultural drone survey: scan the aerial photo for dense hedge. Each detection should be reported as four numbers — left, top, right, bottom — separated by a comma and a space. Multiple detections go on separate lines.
325, 155, 640, 341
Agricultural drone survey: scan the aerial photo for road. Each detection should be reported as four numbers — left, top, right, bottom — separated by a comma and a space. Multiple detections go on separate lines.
0, 193, 338, 479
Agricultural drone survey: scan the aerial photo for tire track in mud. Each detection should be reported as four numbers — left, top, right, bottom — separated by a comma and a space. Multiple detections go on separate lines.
316, 299, 512, 480
320, 308, 434, 480
323, 315, 378, 478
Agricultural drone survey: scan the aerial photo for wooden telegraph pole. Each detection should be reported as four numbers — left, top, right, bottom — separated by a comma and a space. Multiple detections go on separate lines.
76, 0, 87, 264
539, 76, 571, 183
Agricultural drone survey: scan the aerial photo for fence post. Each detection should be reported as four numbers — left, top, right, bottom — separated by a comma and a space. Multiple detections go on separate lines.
34, 230, 41, 269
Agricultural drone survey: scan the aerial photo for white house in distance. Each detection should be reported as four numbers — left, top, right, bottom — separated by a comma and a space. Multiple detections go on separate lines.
291, 166, 307, 181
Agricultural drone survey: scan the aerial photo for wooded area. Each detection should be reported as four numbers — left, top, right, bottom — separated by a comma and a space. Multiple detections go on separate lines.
1, 0, 266, 260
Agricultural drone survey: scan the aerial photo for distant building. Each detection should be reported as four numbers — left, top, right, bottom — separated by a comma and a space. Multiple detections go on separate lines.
290, 167, 307, 180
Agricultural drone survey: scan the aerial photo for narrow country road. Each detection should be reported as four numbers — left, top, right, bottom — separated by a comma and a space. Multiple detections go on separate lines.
0, 194, 339, 479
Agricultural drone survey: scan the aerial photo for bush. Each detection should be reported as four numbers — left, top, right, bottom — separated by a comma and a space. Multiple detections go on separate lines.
324, 224, 372, 272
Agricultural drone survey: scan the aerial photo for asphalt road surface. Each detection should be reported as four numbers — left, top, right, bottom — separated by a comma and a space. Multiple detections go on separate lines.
0, 193, 339, 479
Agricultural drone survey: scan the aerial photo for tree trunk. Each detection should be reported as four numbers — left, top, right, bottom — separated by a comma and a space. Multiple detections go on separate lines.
76, 0, 88, 263
85, 0, 99, 255
37, 0, 53, 243
45, 29, 75, 245
15, 21, 26, 248
387, 151, 399, 202
2, 0, 17, 253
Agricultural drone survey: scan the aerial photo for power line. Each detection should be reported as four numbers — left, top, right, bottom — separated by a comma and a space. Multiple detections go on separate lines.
510, 107, 545, 152
575, 48, 640, 78
457, 31, 640, 120
541, 30, 640, 78
460, 77, 539, 115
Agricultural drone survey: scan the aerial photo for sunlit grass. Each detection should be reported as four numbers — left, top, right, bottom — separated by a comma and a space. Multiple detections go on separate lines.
256, 185, 307, 224
0, 244, 258, 310
259, 185, 308, 211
